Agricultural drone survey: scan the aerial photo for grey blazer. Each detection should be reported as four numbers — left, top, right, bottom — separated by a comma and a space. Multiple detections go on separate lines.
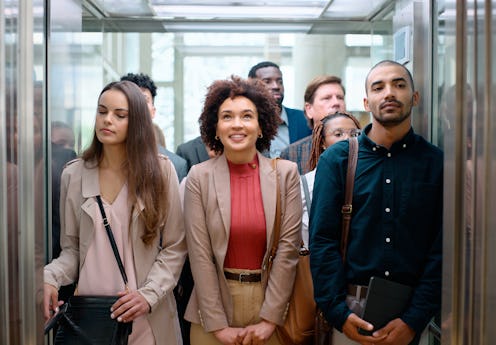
183, 152, 302, 332
158, 145, 188, 182
44, 157, 187, 345
176, 136, 210, 172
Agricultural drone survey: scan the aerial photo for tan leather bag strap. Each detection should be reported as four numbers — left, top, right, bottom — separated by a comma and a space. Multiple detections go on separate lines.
268, 158, 281, 274
340, 137, 358, 262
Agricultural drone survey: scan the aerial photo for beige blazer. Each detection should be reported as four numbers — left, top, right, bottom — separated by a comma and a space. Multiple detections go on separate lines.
44, 156, 187, 345
184, 152, 302, 332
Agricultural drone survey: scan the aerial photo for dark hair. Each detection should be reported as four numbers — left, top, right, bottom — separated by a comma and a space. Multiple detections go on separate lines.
120, 73, 157, 102
199, 75, 280, 154
304, 75, 345, 127
82, 80, 167, 246
51, 120, 72, 130
248, 61, 280, 78
307, 112, 361, 171
365, 60, 415, 93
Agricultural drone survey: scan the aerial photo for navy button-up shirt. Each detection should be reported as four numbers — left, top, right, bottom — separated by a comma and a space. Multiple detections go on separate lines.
309, 123, 443, 334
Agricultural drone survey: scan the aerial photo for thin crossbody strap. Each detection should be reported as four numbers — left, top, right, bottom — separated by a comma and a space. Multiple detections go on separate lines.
267, 158, 281, 274
340, 137, 358, 262
301, 174, 312, 214
95, 195, 129, 287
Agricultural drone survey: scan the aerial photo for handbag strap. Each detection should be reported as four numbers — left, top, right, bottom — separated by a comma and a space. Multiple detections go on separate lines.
301, 174, 312, 215
340, 137, 358, 262
267, 158, 281, 274
96, 195, 129, 287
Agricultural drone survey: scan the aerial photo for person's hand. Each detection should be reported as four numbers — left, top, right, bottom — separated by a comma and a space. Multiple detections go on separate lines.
110, 290, 150, 323
342, 313, 385, 345
43, 283, 63, 321
371, 318, 415, 345
213, 326, 245, 345
237, 319, 276, 345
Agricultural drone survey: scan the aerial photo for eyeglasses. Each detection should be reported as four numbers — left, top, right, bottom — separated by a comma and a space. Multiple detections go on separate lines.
325, 129, 361, 138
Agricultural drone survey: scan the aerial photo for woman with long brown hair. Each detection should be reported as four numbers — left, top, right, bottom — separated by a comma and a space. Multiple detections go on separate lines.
43, 80, 187, 344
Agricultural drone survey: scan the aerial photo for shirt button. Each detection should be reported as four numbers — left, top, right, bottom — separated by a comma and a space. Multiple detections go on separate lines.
385, 271, 390, 277
403, 143, 407, 148
386, 237, 391, 243
386, 178, 391, 184
372, 147, 377, 151
385, 207, 391, 213
387, 152, 392, 157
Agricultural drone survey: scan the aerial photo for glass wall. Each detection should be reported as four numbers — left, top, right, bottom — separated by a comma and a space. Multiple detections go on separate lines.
439, 0, 496, 344
71, 31, 394, 153
1, 0, 46, 343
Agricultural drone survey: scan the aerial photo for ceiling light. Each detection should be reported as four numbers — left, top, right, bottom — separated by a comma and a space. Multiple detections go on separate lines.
153, 5, 323, 20
93, 0, 154, 16
163, 22, 312, 33
324, 0, 389, 19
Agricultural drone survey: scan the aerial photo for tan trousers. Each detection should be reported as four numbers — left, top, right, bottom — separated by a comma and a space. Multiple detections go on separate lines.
190, 269, 282, 345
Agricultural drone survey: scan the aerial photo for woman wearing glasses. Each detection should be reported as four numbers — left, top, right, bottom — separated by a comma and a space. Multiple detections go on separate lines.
301, 112, 361, 248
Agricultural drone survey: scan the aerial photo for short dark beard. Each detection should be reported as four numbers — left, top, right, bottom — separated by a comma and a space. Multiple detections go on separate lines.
373, 109, 411, 127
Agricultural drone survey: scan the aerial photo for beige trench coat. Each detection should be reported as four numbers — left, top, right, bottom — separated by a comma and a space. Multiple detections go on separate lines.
44, 156, 187, 344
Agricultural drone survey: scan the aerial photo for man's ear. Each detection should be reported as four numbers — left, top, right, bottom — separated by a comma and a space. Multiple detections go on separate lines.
363, 97, 370, 112
304, 102, 313, 120
412, 91, 420, 106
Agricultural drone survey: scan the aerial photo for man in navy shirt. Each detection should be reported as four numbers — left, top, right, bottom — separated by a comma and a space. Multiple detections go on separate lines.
310, 60, 442, 345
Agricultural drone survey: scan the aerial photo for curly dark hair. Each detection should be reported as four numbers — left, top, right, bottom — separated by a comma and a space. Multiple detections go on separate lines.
120, 73, 157, 101
199, 75, 280, 154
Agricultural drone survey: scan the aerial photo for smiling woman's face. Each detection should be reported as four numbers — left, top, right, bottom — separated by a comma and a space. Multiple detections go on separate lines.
215, 96, 261, 162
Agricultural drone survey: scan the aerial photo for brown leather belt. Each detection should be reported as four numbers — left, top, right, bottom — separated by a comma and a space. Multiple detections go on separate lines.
348, 284, 368, 300
224, 271, 261, 283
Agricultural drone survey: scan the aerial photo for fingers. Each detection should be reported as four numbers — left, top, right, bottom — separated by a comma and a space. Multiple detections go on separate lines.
43, 283, 59, 320
110, 291, 150, 322
236, 328, 247, 344
343, 313, 386, 344
348, 313, 374, 331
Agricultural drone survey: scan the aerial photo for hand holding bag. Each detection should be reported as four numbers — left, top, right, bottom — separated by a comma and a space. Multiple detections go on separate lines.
46, 196, 133, 345
269, 159, 316, 345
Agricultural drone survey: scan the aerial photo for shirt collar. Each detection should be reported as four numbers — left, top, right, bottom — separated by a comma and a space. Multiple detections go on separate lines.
361, 123, 415, 152
279, 106, 288, 125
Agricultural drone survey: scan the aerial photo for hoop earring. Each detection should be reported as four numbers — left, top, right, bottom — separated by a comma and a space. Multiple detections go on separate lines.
258, 133, 263, 139
215, 135, 219, 140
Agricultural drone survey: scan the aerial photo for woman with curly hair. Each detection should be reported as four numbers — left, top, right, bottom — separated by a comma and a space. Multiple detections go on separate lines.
301, 112, 361, 248
184, 76, 302, 345
43, 80, 187, 344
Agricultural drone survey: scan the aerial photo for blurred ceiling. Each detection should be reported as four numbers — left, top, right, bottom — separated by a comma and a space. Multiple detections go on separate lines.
82, 0, 395, 34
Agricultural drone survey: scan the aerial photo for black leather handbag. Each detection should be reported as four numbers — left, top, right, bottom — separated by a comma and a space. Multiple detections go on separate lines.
46, 196, 133, 345
53, 296, 132, 345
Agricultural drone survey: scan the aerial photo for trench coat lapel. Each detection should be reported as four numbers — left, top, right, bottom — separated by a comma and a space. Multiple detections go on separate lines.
80, 164, 100, 222
79, 162, 145, 255
213, 155, 231, 239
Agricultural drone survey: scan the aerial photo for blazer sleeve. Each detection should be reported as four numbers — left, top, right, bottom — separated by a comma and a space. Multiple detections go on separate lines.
184, 165, 229, 331
260, 160, 302, 325
139, 158, 188, 311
